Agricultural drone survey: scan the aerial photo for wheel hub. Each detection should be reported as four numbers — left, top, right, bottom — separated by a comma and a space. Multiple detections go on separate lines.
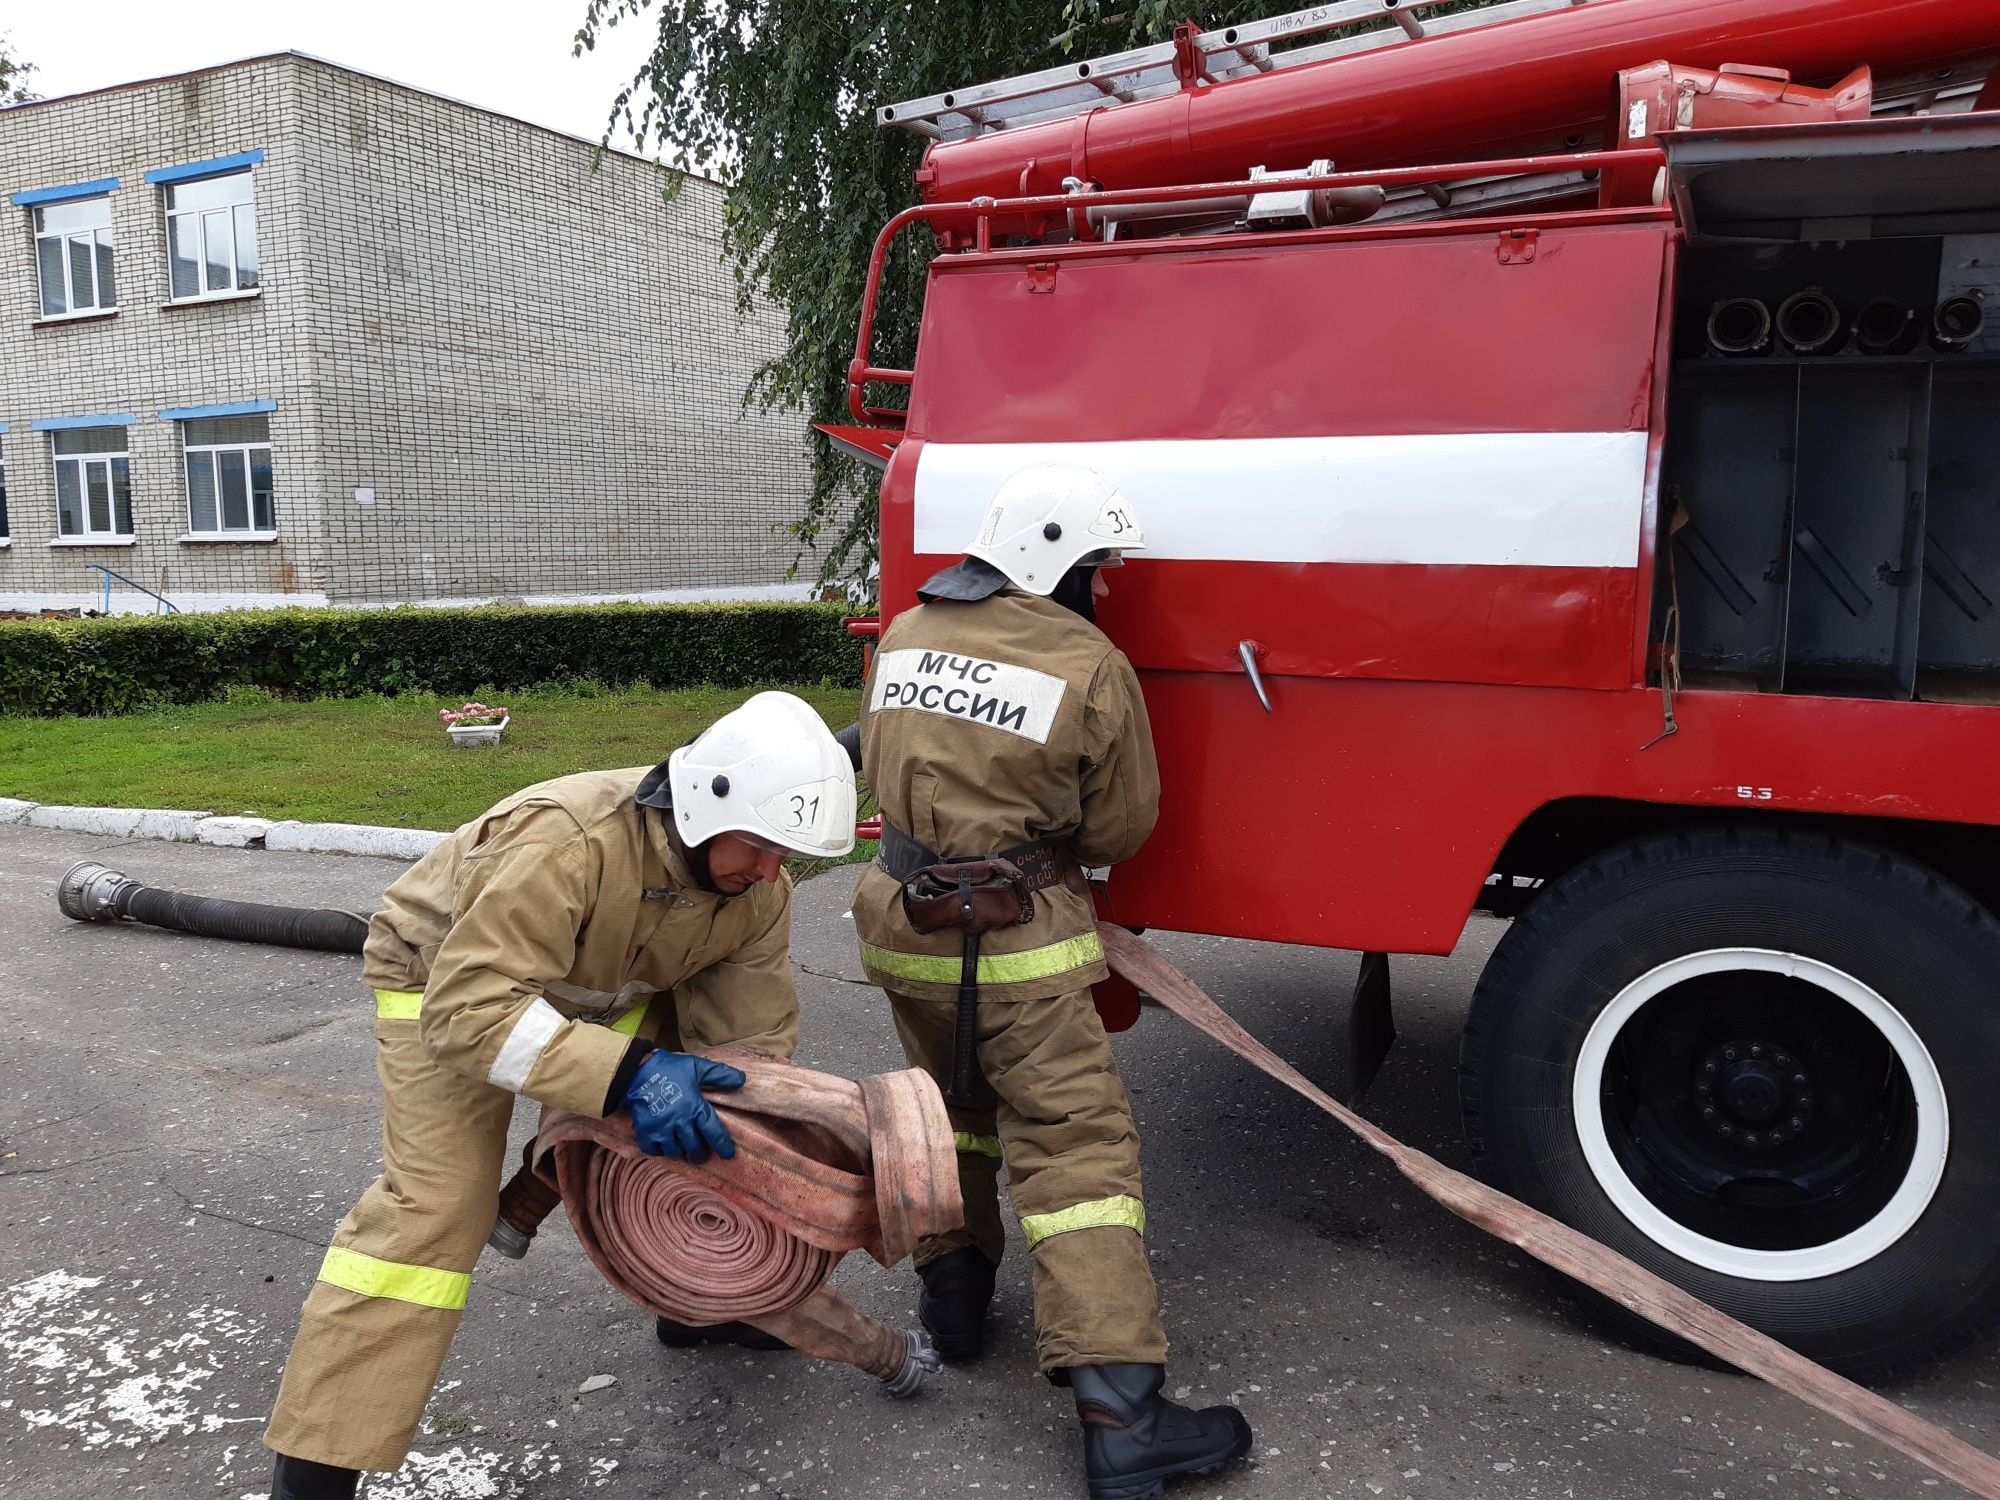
1693, 1040, 1813, 1147
1574, 947, 1946, 1277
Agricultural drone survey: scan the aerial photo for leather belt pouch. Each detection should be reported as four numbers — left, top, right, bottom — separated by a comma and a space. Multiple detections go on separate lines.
901, 859, 1036, 935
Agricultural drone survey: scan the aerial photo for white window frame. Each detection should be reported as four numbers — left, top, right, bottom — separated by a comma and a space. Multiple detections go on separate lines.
165, 170, 259, 303
0, 438, 11, 548
32, 194, 116, 320
180, 417, 276, 540
50, 429, 134, 544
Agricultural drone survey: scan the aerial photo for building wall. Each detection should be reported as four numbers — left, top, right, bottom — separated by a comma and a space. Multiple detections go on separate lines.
292, 56, 816, 606
0, 54, 818, 614
0, 59, 329, 612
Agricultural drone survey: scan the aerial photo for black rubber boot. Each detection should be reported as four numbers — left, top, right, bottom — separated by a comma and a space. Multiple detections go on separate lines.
1070, 1364, 1252, 1500
655, 1316, 790, 1351
270, 1452, 361, 1500
916, 1247, 997, 1361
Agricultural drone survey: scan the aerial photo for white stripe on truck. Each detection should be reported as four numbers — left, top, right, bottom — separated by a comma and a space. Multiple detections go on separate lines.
913, 431, 1648, 570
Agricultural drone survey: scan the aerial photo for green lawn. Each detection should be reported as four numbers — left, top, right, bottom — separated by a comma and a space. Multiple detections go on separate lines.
0, 684, 866, 832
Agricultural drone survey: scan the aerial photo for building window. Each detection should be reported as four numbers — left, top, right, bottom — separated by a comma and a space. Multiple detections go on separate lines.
1, 443, 10, 542
182, 414, 274, 536
166, 171, 257, 300
53, 428, 133, 539
34, 195, 116, 318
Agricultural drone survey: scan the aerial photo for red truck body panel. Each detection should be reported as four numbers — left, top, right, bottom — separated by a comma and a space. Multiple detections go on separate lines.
902, 215, 1671, 692
876, 209, 2000, 954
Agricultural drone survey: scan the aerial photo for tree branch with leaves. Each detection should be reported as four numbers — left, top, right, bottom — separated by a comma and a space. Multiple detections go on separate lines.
576, 1, 1499, 594
0, 32, 39, 107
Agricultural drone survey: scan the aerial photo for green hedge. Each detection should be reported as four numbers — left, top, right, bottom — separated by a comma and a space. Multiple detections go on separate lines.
0, 601, 862, 717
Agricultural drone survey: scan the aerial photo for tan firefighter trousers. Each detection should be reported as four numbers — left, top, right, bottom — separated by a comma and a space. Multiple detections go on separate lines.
888, 985, 1167, 1372
266, 1006, 563, 1472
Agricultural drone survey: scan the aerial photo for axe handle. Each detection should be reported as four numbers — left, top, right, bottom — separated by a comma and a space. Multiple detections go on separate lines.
945, 930, 981, 1106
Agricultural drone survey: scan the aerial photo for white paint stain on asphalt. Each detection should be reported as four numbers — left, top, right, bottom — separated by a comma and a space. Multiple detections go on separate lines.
3, 1271, 582, 1500
364, 1443, 559, 1499
1, 1268, 263, 1450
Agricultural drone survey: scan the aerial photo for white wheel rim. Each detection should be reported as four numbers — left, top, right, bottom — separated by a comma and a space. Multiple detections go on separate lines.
1572, 947, 1949, 1282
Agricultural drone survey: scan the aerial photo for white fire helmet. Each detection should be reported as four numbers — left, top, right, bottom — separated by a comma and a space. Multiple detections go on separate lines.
659, 691, 856, 859
965, 462, 1146, 594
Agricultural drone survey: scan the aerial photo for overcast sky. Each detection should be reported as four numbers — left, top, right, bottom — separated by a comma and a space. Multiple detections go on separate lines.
6, 1, 660, 153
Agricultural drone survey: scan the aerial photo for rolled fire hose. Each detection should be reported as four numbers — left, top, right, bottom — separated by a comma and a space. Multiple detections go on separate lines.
496, 1045, 961, 1397
1097, 922, 2000, 1500
58, 861, 370, 953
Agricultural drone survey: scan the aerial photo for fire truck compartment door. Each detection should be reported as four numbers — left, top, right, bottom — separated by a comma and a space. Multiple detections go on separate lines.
1663, 113, 2000, 242
906, 219, 1670, 691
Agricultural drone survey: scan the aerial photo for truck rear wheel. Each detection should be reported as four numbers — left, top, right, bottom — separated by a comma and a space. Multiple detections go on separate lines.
1460, 825, 2000, 1380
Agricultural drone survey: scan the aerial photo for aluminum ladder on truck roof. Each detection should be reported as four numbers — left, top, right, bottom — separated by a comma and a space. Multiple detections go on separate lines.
876, 0, 1993, 143
876, 0, 1606, 141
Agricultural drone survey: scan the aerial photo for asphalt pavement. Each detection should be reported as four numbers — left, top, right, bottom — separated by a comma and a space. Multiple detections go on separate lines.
2, 822, 1995, 1500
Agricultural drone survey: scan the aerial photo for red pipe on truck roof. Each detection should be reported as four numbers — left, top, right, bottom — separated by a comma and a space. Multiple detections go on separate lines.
914, 0, 1999, 220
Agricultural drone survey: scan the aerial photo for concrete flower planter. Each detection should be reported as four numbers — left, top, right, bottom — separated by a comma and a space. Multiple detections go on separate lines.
445, 715, 509, 747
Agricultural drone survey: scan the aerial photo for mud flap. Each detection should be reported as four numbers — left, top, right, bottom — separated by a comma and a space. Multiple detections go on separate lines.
1345, 951, 1397, 1105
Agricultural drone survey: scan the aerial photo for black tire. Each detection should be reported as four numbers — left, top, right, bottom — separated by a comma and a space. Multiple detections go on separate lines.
1460, 824, 2000, 1381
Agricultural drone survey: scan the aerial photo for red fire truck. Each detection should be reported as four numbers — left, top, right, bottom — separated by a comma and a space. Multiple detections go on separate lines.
830, 0, 2000, 1380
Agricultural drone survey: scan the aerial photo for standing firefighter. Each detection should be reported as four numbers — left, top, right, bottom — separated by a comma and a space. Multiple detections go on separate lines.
262, 692, 855, 1499
853, 464, 1253, 1498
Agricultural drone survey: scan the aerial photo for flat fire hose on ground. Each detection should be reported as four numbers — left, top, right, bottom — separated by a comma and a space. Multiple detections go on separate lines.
496, 1045, 962, 1395
1097, 922, 2000, 1500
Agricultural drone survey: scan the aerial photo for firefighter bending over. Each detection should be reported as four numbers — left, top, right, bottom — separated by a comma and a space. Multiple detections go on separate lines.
852, 464, 1253, 1497
261, 693, 855, 1499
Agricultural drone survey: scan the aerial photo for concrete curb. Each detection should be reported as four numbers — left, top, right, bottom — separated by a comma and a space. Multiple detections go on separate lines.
0, 797, 446, 861
264, 820, 447, 861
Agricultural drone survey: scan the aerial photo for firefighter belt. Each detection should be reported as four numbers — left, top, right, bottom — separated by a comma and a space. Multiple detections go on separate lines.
876, 819, 1078, 895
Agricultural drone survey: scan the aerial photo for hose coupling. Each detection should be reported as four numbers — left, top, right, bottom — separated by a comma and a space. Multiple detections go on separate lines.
486, 1219, 532, 1260
487, 1142, 562, 1260
881, 1330, 943, 1399
57, 861, 140, 923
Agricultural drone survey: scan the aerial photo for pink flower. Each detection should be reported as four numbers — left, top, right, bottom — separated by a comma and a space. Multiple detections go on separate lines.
441, 701, 509, 727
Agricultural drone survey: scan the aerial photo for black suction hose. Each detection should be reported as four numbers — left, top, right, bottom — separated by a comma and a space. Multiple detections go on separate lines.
58, 861, 368, 954
834, 721, 864, 772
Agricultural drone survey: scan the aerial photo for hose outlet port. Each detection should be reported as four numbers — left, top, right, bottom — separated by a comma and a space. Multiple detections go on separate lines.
1932, 293, 1986, 351
1776, 288, 1844, 355
1853, 298, 1917, 356
1706, 297, 1772, 357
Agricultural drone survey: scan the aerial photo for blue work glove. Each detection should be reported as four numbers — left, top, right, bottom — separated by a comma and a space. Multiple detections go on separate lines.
622, 1051, 746, 1163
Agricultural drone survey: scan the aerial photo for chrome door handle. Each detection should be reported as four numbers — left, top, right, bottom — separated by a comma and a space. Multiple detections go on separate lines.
1237, 640, 1273, 714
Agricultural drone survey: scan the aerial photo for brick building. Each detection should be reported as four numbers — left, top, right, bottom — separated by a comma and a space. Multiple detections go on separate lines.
0, 52, 816, 613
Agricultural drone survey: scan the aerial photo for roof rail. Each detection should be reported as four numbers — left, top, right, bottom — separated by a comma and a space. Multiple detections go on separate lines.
876, 0, 1602, 141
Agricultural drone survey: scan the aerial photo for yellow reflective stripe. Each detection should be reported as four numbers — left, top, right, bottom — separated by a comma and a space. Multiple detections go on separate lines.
858, 931, 1104, 987
609, 996, 651, 1038
1019, 1195, 1147, 1249
317, 1245, 470, 1311
953, 1132, 1003, 1158
374, 989, 423, 1021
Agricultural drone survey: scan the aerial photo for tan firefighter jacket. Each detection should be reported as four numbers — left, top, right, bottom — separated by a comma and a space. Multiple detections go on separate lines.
362, 767, 797, 1118
853, 585, 1160, 1003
